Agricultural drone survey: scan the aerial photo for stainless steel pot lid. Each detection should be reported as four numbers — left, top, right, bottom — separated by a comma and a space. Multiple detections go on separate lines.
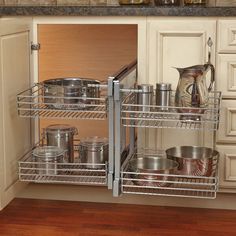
45, 124, 78, 135
42, 78, 100, 87
80, 136, 108, 147
33, 146, 65, 159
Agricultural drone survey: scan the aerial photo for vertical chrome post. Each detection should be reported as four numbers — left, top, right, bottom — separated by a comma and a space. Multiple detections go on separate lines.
113, 80, 121, 197
107, 77, 114, 189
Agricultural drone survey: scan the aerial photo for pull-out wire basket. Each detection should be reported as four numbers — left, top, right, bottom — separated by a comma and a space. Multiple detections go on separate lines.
17, 84, 108, 120
121, 150, 218, 199
121, 91, 221, 130
18, 144, 108, 186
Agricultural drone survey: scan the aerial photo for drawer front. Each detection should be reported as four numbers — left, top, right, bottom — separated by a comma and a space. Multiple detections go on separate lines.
218, 20, 236, 53
217, 100, 236, 143
217, 145, 236, 189
217, 54, 236, 98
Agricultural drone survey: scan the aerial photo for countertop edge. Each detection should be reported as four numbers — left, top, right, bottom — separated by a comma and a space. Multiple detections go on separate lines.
1, 6, 236, 17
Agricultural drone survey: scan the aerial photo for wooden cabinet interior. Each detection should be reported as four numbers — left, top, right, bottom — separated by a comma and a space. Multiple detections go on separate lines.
37, 24, 138, 139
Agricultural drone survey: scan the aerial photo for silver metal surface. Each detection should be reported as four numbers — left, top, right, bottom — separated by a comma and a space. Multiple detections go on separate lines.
43, 78, 100, 110
19, 145, 108, 186
32, 146, 65, 175
137, 84, 153, 112
128, 157, 178, 187
156, 83, 171, 111
44, 124, 78, 163
121, 91, 221, 130
79, 137, 109, 169
121, 150, 218, 199
165, 146, 219, 177
17, 84, 108, 120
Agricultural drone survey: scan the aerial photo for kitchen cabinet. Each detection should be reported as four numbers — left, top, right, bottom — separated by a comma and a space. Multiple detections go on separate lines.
0, 18, 32, 210
0, 16, 236, 210
216, 19, 236, 190
145, 18, 216, 150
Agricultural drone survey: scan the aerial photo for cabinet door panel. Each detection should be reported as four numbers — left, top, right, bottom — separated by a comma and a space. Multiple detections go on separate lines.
146, 19, 216, 149
218, 20, 236, 53
217, 145, 236, 190
217, 100, 236, 143
216, 54, 236, 98
0, 19, 31, 210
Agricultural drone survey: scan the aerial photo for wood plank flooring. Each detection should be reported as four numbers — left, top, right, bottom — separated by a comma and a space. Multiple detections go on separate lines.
0, 198, 236, 236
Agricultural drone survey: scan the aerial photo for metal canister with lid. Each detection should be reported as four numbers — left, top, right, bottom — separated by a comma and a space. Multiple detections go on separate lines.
79, 136, 108, 169
137, 84, 154, 112
44, 124, 78, 163
156, 83, 172, 111
33, 146, 65, 175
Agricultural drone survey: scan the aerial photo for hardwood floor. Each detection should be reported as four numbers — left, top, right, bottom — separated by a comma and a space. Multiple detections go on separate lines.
0, 198, 236, 236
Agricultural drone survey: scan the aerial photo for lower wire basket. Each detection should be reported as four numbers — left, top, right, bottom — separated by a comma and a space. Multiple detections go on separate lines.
18, 148, 108, 186
121, 150, 219, 199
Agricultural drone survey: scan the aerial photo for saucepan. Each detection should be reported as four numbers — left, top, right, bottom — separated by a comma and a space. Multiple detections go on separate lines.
128, 156, 178, 187
42, 77, 100, 109
165, 146, 219, 177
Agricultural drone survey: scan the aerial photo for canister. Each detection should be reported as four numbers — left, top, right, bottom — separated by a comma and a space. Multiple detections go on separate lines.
33, 146, 65, 175
44, 124, 78, 163
137, 84, 154, 112
79, 136, 108, 169
156, 83, 172, 111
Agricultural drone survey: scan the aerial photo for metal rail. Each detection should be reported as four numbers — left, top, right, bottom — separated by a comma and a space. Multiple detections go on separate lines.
120, 150, 218, 199
19, 149, 108, 186
121, 91, 221, 130
17, 84, 108, 120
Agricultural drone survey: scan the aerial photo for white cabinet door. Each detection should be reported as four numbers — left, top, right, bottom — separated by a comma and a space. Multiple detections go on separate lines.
0, 18, 32, 210
216, 54, 236, 98
217, 145, 236, 190
146, 18, 216, 149
218, 20, 236, 54
217, 100, 236, 144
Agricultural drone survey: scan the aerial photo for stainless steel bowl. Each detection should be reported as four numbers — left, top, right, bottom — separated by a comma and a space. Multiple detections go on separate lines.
165, 146, 219, 177
129, 157, 178, 187
42, 77, 100, 110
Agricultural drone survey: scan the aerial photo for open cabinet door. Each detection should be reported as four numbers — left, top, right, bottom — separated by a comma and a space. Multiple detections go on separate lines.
0, 18, 32, 210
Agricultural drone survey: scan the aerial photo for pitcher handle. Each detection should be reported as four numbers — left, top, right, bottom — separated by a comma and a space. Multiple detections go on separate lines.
205, 63, 215, 92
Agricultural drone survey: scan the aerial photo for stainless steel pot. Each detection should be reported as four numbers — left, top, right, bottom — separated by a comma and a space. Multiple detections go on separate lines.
165, 146, 219, 177
44, 124, 78, 163
129, 157, 178, 187
33, 146, 65, 175
42, 78, 100, 109
79, 136, 108, 169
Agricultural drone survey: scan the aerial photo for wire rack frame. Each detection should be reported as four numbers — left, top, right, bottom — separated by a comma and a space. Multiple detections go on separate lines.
17, 84, 108, 120
18, 146, 108, 186
121, 91, 221, 130
120, 150, 219, 199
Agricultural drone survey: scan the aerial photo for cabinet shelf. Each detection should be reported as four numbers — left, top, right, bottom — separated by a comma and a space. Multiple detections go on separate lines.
18, 145, 108, 186
121, 91, 221, 130
121, 150, 218, 199
17, 84, 108, 120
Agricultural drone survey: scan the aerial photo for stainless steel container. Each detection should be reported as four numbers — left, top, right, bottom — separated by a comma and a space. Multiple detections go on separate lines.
44, 124, 78, 163
166, 146, 219, 177
137, 84, 154, 112
155, 0, 180, 5
156, 83, 172, 111
43, 78, 100, 110
33, 146, 65, 175
129, 157, 178, 187
79, 136, 108, 169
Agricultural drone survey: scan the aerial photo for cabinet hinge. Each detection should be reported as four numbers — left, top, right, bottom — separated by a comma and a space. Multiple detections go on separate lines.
31, 43, 41, 51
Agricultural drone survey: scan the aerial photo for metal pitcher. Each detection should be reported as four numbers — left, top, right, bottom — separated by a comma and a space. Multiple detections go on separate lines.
175, 63, 215, 119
